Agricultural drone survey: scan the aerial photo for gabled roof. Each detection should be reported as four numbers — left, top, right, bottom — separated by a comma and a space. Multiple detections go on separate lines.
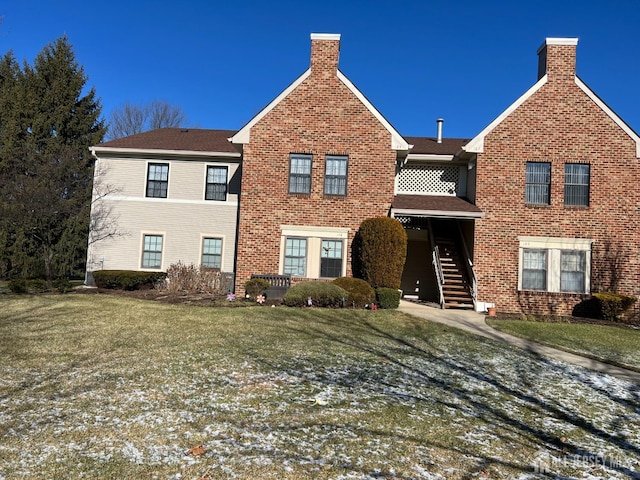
230, 69, 410, 151
92, 128, 241, 157
463, 76, 640, 158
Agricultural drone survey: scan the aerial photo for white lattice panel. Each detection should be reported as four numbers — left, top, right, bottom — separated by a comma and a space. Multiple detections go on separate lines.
398, 165, 460, 194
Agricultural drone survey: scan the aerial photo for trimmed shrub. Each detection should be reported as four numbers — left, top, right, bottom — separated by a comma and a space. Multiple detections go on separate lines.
8, 279, 27, 294
53, 278, 73, 293
353, 217, 407, 289
332, 277, 375, 308
376, 287, 401, 309
244, 278, 271, 299
160, 262, 230, 295
93, 270, 166, 291
283, 281, 348, 308
27, 279, 48, 293
593, 292, 637, 322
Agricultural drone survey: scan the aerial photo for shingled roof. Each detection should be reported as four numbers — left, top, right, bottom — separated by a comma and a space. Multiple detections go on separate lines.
95, 128, 240, 154
392, 194, 482, 218
405, 136, 469, 155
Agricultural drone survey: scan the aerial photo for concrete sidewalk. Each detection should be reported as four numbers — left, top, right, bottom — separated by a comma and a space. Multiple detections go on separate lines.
398, 300, 640, 384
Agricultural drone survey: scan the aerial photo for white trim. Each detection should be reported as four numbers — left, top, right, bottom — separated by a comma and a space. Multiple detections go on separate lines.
140, 231, 165, 271
391, 208, 483, 219
336, 70, 409, 151
280, 225, 350, 238
538, 37, 579, 54
463, 75, 548, 154
310, 33, 341, 41
91, 146, 241, 159
105, 195, 238, 207
200, 234, 225, 271
230, 69, 312, 145
518, 236, 594, 250
405, 154, 456, 162
575, 77, 640, 157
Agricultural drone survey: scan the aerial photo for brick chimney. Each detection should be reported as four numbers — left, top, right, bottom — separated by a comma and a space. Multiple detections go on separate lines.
310, 33, 341, 76
537, 37, 578, 81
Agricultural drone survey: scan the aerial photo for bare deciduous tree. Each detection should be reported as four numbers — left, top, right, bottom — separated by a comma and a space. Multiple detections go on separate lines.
107, 100, 187, 140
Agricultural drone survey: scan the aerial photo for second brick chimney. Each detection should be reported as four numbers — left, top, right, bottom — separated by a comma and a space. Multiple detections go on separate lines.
537, 37, 578, 81
310, 33, 341, 76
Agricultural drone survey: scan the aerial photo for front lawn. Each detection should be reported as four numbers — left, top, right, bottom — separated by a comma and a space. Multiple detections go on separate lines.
0, 295, 639, 479
487, 319, 640, 371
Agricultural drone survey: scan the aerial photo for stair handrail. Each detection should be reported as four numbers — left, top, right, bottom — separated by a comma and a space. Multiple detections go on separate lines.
428, 219, 446, 308
456, 222, 478, 309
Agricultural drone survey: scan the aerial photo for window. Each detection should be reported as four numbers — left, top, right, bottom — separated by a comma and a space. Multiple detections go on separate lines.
522, 249, 547, 291
205, 166, 228, 201
284, 238, 307, 276
525, 162, 551, 205
560, 251, 585, 292
564, 164, 589, 206
202, 238, 222, 269
289, 154, 312, 194
324, 155, 348, 195
518, 237, 593, 294
142, 234, 163, 268
320, 240, 343, 278
146, 163, 169, 198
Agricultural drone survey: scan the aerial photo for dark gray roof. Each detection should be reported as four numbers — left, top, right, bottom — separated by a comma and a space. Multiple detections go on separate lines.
96, 128, 240, 154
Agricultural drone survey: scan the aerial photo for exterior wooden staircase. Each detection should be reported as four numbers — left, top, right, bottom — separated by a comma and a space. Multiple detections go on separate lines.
435, 237, 474, 309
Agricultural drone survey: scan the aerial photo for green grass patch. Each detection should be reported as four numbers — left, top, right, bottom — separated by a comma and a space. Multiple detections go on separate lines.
0, 295, 638, 479
487, 319, 640, 371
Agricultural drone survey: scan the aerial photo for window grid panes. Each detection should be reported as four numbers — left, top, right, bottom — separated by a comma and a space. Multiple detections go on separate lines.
205, 166, 228, 201
289, 155, 312, 194
522, 249, 547, 290
525, 162, 550, 205
146, 163, 169, 198
564, 164, 589, 207
284, 238, 307, 276
324, 156, 348, 195
202, 238, 222, 269
560, 250, 585, 292
142, 235, 163, 268
320, 240, 343, 278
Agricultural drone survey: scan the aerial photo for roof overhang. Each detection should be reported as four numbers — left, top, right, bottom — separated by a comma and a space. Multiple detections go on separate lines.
391, 208, 484, 219
90, 146, 241, 159
405, 153, 456, 162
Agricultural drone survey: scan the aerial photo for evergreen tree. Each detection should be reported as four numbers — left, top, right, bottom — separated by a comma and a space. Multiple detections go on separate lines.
0, 37, 106, 283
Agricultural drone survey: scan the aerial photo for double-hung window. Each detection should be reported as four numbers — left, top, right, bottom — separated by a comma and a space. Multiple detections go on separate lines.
320, 240, 343, 278
519, 237, 592, 294
146, 163, 169, 198
324, 155, 348, 196
205, 166, 228, 201
525, 162, 550, 205
284, 238, 307, 276
522, 249, 547, 291
142, 234, 163, 269
202, 237, 222, 269
289, 154, 312, 194
564, 164, 589, 207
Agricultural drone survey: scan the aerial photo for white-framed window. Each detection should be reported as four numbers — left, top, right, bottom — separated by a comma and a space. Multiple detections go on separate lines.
289, 154, 312, 194
518, 237, 593, 294
142, 234, 163, 269
280, 226, 349, 279
525, 162, 550, 205
205, 166, 228, 201
324, 155, 348, 196
146, 163, 169, 198
202, 237, 223, 269
564, 163, 589, 207
284, 238, 307, 276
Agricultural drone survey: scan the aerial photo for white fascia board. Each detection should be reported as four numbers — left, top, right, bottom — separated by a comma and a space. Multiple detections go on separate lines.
90, 146, 241, 159
463, 75, 548, 154
310, 33, 341, 41
281, 224, 350, 238
538, 37, 579, 54
336, 70, 409, 151
406, 153, 456, 161
391, 208, 484, 219
575, 77, 640, 158
231, 69, 312, 145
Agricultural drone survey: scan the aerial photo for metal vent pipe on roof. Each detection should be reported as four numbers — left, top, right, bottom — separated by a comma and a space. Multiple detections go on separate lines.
436, 118, 444, 144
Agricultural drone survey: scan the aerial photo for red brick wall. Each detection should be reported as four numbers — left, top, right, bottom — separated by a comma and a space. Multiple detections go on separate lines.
235, 38, 398, 292
474, 43, 640, 316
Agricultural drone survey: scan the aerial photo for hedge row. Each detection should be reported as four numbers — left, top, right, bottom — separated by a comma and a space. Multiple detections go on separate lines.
92, 270, 166, 291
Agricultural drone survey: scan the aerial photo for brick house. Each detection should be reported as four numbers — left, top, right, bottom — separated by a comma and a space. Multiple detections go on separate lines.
87, 35, 639, 316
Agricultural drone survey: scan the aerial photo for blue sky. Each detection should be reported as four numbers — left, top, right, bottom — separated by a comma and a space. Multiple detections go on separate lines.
2, 0, 639, 139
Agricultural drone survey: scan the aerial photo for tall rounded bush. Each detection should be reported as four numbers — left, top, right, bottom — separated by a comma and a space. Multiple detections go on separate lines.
332, 277, 375, 308
352, 217, 407, 289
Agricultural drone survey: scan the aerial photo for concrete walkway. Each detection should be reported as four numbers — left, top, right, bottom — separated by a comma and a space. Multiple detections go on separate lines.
398, 300, 640, 384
